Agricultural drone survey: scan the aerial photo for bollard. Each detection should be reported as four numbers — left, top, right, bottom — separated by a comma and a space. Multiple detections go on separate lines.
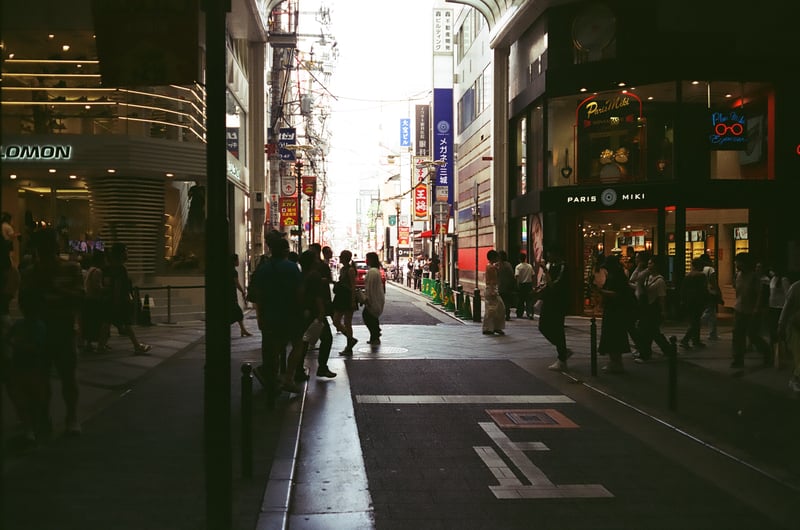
668, 336, 678, 411
140, 294, 153, 326
444, 283, 455, 312
472, 289, 482, 322
590, 317, 598, 376
461, 294, 472, 320
241, 362, 253, 478
432, 280, 443, 305
456, 290, 465, 317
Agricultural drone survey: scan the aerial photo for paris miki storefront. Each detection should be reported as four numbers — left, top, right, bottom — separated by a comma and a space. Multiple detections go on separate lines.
507, 80, 799, 317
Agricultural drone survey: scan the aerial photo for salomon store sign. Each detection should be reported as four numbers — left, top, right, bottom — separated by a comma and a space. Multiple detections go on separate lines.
1, 144, 73, 161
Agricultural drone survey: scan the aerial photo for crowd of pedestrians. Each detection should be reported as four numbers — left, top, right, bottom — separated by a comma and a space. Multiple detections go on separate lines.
245, 232, 390, 398
0, 221, 159, 448
472, 245, 800, 393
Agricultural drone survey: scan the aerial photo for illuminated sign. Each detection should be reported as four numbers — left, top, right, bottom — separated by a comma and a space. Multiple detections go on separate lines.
1, 144, 72, 160
413, 183, 429, 220
709, 110, 746, 150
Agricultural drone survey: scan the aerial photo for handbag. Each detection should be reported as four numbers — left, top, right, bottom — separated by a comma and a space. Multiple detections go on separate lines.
302, 318, 324, 343
355, 288, 367, 306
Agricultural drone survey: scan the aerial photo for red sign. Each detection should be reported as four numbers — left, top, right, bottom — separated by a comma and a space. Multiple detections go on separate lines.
398, 226, 410, 246
302, 176, 316, 197
314, 209, 322, 223
413, 183, 428, 220
279, 197, 298, 226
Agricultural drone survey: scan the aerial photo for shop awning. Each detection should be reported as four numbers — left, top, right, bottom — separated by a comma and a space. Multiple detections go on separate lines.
419, 230, 433, 238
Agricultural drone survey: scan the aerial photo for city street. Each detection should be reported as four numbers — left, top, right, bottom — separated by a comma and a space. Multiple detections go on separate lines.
2, 283, 798, 529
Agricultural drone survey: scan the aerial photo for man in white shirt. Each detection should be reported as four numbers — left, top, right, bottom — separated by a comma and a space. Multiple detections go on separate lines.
514, 252, 535, 319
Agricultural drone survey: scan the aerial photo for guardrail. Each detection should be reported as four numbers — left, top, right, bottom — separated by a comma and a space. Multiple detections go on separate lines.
133, 284, 205, 324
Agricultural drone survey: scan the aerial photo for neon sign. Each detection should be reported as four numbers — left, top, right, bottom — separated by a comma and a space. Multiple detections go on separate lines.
709, 111, 747, 150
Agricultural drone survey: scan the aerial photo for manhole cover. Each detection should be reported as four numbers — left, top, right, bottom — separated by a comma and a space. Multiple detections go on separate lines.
355, 346, 408, 354
486, 409, 579, 429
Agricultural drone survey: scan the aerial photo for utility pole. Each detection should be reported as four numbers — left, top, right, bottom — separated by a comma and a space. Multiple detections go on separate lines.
204, 0, 232, 527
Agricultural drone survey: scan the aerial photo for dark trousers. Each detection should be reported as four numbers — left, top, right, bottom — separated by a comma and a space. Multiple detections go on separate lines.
318, 317, 333, 368
539, 302, 567, 360
500, 291, 514, 319
733, 311, 770, 363
516, 283, 533, 317
362, 307, 381, 341
633, 303, 671, 358
681, 304, 704, 345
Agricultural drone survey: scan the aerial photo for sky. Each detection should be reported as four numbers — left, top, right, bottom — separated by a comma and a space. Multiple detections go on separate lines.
314, 0, 436, 248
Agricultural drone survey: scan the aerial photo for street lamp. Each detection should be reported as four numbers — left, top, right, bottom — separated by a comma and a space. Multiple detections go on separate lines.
294, 154, 303, 253
472, 180, 482, 322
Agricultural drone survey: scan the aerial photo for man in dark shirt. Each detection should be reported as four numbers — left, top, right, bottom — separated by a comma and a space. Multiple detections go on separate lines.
18, 228, 85, 436
248, 232, 305, 395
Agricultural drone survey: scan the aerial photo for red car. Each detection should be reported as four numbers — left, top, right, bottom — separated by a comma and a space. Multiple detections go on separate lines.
353, 260, 386, 291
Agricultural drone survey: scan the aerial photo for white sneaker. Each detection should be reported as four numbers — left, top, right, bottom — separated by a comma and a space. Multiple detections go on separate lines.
548, 360, 567, 371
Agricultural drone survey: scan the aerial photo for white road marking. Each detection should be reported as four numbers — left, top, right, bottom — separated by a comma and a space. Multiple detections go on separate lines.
355, 395, 575, 404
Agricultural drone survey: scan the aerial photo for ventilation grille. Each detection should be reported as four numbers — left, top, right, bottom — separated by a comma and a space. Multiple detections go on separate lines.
89, 176, 165, 275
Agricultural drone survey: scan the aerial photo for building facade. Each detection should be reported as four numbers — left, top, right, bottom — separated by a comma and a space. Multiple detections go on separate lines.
449, 0, 800, 315
1, 0, 268, 290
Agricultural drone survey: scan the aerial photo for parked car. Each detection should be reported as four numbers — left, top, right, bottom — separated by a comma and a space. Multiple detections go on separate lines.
353, 260, 386, 291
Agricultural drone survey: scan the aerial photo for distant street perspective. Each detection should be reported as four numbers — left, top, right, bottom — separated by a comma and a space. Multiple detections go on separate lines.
3, 0, 800, 529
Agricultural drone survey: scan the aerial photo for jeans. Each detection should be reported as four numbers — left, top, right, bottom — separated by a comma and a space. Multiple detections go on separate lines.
701, 303, 719, 338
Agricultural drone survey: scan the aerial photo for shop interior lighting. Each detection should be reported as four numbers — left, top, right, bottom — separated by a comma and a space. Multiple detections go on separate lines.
62, 45, 70, 51
107, 169, 116, 173
9, 174, 17, 180
69, 174, 77, 179
48, 168, 56, 173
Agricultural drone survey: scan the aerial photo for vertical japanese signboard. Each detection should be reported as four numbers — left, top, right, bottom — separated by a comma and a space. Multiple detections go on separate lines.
433, 88, 453, 204
413, 183, 429, 221
415, 105, 430, 157
400, 119, 411, 147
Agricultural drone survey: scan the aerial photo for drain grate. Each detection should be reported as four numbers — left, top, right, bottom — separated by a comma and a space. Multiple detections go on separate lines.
486, 409, 579, 429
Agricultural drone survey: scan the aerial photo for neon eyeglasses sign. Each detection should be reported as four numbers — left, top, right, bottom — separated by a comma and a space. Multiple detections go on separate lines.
709, 111, 747, 150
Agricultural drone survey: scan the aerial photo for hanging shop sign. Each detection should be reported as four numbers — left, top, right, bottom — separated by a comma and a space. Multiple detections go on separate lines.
277, 128, 297, 160
301, 176, 316, 197
558, 187, 650, 207
398, 226, 410, 246
279, 197, 298, 227
709, 110, 747, 150
415, 105, 430, 157
413, 183, 429, 220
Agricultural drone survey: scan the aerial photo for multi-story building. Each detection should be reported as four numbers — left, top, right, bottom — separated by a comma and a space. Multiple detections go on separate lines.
1, 0, 269, 295
449, 0, 800, 315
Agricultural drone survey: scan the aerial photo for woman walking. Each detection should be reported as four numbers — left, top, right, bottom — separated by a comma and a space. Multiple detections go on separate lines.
332, 249, 358, 355
231, 253, 252, 337
362, 252, 386, 345
482, 249, 506, 336
597, 255, 636, 373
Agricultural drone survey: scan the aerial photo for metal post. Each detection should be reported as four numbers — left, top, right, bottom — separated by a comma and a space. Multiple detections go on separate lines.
590, 317, 598, 376
204, 0, 232, 526
668, 335, 678, 410
167, 286, 173, 324
473, 289, 481, 322
395, 203, 400, 279
241, 363, 253, 478
295, 157, 303, 253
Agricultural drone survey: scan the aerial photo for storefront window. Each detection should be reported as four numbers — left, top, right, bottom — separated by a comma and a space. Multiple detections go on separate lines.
682, 81, 773, 180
